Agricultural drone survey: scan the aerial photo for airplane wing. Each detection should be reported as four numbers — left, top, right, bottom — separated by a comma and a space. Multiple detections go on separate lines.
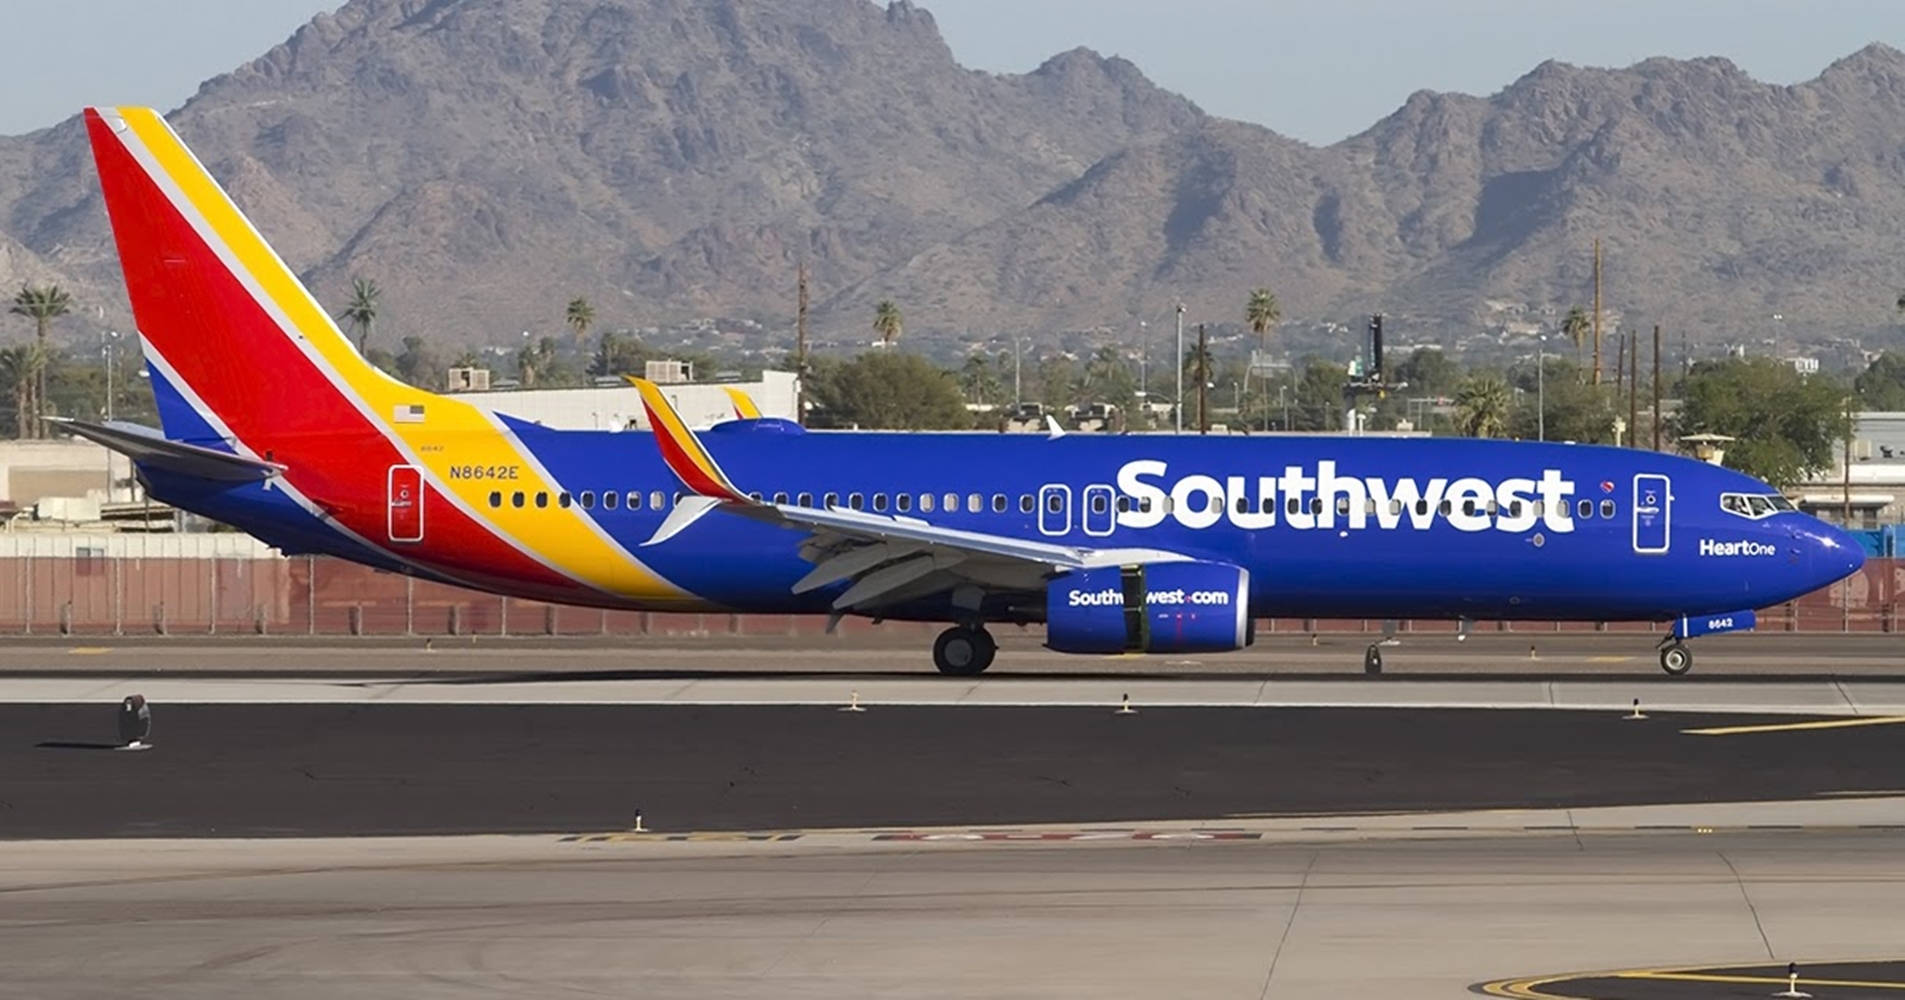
627, 379, 1190, 615
49, 418, 285, 483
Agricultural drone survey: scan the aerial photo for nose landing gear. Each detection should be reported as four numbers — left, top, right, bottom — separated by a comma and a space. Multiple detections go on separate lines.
1658, 641, 1693, 676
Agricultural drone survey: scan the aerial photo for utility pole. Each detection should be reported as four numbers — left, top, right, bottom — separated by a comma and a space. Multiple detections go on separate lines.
1652, 325, 1662, 451
794, 260, 808, 426
1614, 330, 1626, 392
1174, 303, 1185, 433
1013, 335, 1023, 409
1628, 326, 1638, 448
1196, 323, 1209, 434
1591, 237, 1603, 385
1536, 332, 1546, 442
1844, 397, 1855, 526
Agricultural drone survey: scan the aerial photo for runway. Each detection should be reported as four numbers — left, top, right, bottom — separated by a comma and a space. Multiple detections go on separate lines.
6, 832, 1904, 1000
8, 636, 1905, 998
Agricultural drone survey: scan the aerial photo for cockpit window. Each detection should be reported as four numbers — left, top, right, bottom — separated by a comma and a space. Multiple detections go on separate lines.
1721, 492, 1791, 520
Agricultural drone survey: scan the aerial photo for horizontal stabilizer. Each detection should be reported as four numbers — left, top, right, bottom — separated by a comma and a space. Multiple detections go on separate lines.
49, 418, 284, 483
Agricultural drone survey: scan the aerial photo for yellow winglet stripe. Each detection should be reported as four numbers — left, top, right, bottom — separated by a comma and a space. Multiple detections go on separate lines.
723, 386, 763, 420
627, 377, 747, 501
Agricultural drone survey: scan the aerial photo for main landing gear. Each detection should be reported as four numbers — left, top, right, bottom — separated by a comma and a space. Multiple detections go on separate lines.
1658, 640, 1693, 677
933, 624, 996, 676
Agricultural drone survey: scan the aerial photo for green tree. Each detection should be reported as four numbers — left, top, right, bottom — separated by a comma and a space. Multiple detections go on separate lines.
10, 283, 72, 436
808, 352, 969, 429
590, 329, 651, 378
1453, 372, 1512, 438
872, 300, 903, 347
1291, 359, 1348, 431
1675, 357, 1851, 487
958, 354, 1004, 406
337, 277, 381, 356
1507, 357, 1618, 443
1392, 348, 1463, 400
565, 297, 595, 346
1245, 289, 1280, 347
0, 344, 44, 439
392, 335, 442, 390
1559, 306, 1589, 361
1855, 351, 1905, 411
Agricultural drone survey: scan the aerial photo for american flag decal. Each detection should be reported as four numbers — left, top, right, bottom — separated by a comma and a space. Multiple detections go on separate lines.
394, 403, 426, 424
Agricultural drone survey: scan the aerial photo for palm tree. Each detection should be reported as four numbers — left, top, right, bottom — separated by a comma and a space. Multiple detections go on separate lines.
337, 277, 381, 356
565, 297, 595, 346
10, 284, 71, 436
1560, 306, 1590, 361
1453, 372, 1512, 438
0, 344, 45, 440
872, 300, 902, 347
1245, 288, 1280, 348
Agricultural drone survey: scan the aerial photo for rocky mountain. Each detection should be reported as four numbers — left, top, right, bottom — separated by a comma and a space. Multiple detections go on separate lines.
2, 0, 1903, 355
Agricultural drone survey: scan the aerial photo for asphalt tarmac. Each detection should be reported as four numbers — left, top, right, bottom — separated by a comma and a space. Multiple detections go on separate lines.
0, 631, 1900, 679
6, 832, 1903, 1000
10, 703, 1905, 838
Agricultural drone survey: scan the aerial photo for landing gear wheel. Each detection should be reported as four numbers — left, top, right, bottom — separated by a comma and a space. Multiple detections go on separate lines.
934, 626, 996, 677
1659, 643, 1693, 677
1363, 644, 1383, 676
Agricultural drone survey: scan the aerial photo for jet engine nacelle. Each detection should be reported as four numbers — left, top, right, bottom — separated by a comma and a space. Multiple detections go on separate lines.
1045, 560, 1252, 654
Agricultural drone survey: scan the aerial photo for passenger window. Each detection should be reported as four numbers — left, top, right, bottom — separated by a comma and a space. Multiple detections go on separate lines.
1337, 497, 1352, 515
1117, 496, 1132, 513
488, 491, 501, 508
848, 493, 864, 510
535, 492, 549, 509
1020, 495, 1034, 513
650, 491, 665, 511
1415, 500, 1430, 516
1365, 499, 1377, 514
920, 493, 934, 513
604, 491, 618, 510
945, 493, 960, 512
824, 492, 840, 508
559, 492, 573, 508
1461, 500, 1477, 517
798, 492, 814, 507
1310, 498, 1323, 515
1285, 497, 1300, 516
1048, 493, 1065, 514
1259, 497, 1274, 514
580, 491, 595, 509
1437, 500, 1452, 516
673, 492, 684, 506
1235, 496, 1249, 515
1576, 499, 1592, 520
896, 493, 912, 513
748, 492, 764, 503
511, 491, 525, 508
1507, 501, 1523, 518
992, 494, 1006, 513
1600, 499, 1616, 519
1140, 497, 1153, 513
773, 492, 790, 505
1389, 499, 1403, 516
873, 493, 888, 512
1161, 497, 1175, 514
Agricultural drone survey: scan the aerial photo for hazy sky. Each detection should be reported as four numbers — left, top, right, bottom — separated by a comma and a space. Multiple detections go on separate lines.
7, 0, 1902, 143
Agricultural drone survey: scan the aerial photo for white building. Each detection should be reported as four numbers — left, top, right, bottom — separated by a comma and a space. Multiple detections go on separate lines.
1792, 411, 1905, 527
447, 370, 799, 431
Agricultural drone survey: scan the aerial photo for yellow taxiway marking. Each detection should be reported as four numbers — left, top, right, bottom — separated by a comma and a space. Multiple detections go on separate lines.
1622, 970, 1905, 990
1482, 966, 1905, 998
66, 647, 110, 655
1682, 716, 1905, 736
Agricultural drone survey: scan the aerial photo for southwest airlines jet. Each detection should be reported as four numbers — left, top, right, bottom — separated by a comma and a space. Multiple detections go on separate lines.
68, 107, 1863, 677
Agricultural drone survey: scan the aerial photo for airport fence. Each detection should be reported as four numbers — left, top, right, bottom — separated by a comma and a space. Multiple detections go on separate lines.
0, 534, 1895, 638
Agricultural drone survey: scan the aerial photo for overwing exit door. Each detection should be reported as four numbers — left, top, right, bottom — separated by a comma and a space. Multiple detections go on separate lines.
388, 465, 424, 543
1632, 473, 1670, 554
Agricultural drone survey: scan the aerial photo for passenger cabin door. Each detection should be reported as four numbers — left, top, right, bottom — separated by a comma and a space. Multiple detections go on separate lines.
1081, 484, 1117, 537
1037, 483, 1072, 537
1631, 473, 1670, 555
387, 465, 424, 543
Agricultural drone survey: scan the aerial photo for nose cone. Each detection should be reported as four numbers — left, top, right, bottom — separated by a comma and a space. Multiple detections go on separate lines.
1795, 517, 1866, 590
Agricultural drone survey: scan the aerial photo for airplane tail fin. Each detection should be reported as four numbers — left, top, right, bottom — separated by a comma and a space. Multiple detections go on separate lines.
83, 106, 412, 454
722, 386, 764, 420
